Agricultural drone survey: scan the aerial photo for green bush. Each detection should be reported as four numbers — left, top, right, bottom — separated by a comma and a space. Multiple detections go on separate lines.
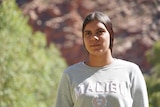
0, 0, 67, 107
145, 41, 160, 107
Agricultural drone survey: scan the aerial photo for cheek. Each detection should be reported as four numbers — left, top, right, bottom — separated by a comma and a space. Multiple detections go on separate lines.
83, 38, 89, 53
83, 38, 89, 48
103, 35, 110, 47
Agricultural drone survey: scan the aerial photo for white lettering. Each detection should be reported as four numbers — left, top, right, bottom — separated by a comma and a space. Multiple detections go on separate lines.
110, 81, 118, 93
96, 82, 105, 92
77, 84, 85, 94
105, 82, 110, 92
87, 83, 94, 92
120, 82, 127, 96
75, 81, 128, 98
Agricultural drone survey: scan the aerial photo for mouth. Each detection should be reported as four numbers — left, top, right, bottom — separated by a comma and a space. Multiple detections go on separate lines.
90, 44, 101, 47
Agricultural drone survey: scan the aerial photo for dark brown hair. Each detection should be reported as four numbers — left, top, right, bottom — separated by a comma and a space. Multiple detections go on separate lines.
82, 11, 114, 52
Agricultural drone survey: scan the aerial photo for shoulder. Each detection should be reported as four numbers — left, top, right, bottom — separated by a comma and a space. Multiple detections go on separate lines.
63, 62, 84, 74
114, 59, 141, 74
115, 59, 144, 80
115, 59, 139, 68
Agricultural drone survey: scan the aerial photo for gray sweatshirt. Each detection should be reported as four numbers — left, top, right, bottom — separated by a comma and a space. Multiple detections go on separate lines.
55, 59, 148, 107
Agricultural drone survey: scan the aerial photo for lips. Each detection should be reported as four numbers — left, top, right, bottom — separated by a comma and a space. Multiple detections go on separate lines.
90, 44, 101, 47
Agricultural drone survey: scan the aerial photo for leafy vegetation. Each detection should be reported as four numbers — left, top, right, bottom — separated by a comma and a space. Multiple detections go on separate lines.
0, 0, 66, 107
1, 0, 160, 107
145, 41, 160, 107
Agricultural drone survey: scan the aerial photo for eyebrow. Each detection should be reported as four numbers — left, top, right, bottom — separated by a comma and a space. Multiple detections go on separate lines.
97, 28, 105, 31
84, 28, 105, 32
84, 30, 90, 32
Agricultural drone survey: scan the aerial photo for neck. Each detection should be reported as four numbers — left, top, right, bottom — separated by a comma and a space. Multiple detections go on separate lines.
85, 52, 114, 67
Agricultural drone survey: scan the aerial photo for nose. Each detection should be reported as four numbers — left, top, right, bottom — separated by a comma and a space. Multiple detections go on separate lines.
90, 35, 99, 41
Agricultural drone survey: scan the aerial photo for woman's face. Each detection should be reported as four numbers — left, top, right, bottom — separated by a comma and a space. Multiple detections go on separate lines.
83, 20, 110, 56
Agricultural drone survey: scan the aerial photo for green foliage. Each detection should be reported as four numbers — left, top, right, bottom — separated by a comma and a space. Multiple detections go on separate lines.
146, 41, 160, 66
0, 0, 67, 107
145, 41, 160, 107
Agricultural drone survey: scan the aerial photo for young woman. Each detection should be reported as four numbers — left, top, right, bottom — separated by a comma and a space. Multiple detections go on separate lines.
55, 11, 148, 107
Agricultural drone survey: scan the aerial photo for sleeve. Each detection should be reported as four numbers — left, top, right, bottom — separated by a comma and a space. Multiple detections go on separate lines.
55, 72, 74, 107
131, 64, 149, 107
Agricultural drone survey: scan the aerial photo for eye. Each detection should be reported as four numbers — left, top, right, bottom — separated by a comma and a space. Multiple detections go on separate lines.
84, 31, 92, 38
97, 29, 105, 35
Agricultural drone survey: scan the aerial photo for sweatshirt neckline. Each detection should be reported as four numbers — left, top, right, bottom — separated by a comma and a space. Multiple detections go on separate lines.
81, 58, 117, 70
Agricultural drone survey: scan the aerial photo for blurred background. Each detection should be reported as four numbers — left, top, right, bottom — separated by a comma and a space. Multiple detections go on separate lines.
0, 0, 160, 107
17, 0, 160, 73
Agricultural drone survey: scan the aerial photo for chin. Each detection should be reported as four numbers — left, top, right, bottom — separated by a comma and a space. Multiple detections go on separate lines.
90, 50, 106, 56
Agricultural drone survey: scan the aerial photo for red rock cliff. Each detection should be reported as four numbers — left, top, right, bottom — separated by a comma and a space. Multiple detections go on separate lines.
17, 0, 160, 73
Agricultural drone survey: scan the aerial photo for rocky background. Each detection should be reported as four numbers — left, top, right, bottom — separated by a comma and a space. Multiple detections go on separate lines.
16, 0, 160, 73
